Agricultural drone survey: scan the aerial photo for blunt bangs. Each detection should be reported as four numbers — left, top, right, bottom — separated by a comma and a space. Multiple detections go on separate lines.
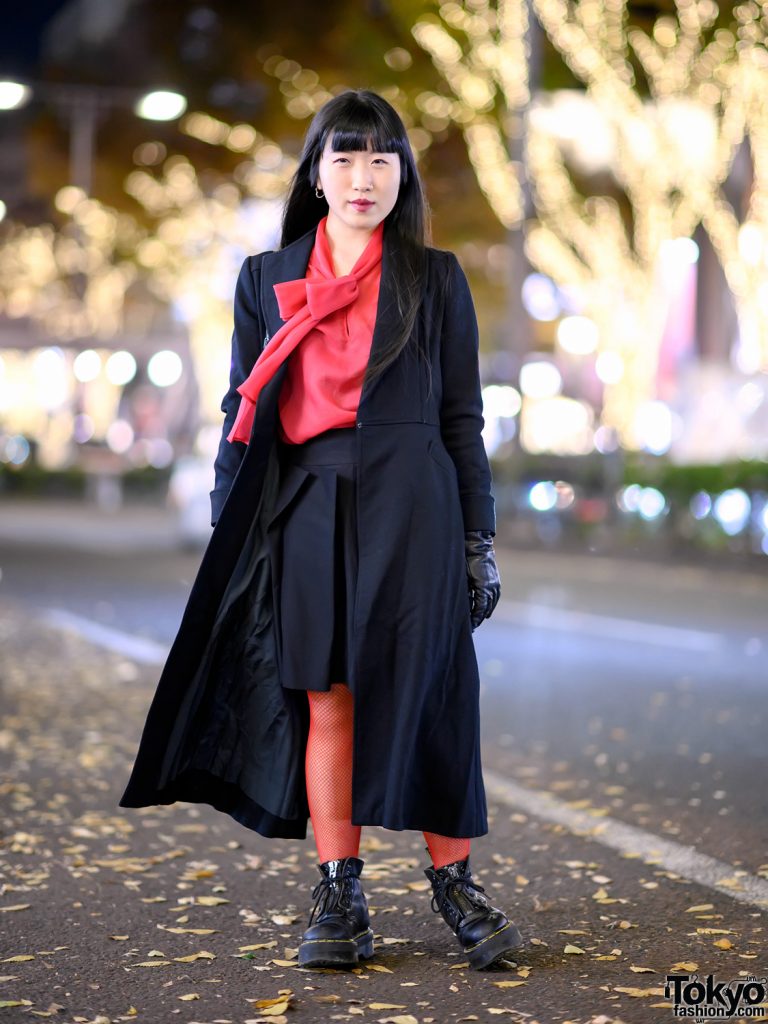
326, 121, 403, 157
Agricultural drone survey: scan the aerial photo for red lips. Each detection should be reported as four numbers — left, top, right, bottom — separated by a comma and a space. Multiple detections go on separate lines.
351, 200, 373, 208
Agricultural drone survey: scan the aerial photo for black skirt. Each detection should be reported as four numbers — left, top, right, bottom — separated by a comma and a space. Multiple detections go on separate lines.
273, 426, 359, 693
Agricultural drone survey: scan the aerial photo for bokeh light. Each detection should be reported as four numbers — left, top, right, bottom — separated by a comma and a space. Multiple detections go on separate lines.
0, 80, 31, 110
105, 351, 137, 386
556, 315, 599, 356
73, 350, 102, 383
135, 90, 188, 121
519, 359, 562, 399
147, 351, 183, 388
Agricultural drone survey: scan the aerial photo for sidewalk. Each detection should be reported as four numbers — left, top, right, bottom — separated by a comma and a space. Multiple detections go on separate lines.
0, 498, 181, 553
1, 595, 765, 1023
2, 497, 766, 579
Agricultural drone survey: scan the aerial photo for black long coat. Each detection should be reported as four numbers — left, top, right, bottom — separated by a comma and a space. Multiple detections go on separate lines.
119, 217, 497, 840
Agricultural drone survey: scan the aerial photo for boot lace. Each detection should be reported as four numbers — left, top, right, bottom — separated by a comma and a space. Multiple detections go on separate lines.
430, 873, 488, 915
308, 873, 353, 926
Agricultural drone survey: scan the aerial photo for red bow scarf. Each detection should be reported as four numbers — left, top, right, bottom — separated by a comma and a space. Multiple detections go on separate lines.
226, 215, 385, 445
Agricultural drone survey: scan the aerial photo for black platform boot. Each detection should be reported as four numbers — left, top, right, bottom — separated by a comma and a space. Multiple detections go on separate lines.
298, 855, 375, 968
424, 849, 524, 969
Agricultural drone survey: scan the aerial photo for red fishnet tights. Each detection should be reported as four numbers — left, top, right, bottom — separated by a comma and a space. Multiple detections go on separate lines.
305, 682, 471, 869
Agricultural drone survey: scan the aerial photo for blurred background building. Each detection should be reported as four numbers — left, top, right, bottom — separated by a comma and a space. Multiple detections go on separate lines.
1, 0, 767, 557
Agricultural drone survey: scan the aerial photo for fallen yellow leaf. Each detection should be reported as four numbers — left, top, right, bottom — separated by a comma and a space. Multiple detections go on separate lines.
251, 995, 293, 1009
258, 1003, 290, 1017
614, 986, 665, 997
159, 926, 218, 935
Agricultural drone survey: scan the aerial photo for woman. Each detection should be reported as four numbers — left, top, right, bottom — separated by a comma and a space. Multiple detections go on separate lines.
119, 89, 523, 971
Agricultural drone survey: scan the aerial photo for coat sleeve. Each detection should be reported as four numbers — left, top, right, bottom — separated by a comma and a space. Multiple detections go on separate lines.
439, 251, 496, 535
210, 254, 265, 527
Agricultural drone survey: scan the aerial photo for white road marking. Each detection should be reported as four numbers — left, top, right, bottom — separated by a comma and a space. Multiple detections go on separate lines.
496, 600, 725, 652
483, 770, 768, 909
42, 608, 167, 666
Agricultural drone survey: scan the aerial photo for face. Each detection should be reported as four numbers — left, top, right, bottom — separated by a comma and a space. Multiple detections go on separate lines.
316, 135, 401, 234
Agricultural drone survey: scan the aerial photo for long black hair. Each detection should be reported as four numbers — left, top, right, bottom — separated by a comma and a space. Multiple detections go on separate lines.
280, 89, 432, 395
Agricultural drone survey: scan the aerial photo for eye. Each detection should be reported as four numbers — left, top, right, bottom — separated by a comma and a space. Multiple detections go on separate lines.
332, 156, 389, 164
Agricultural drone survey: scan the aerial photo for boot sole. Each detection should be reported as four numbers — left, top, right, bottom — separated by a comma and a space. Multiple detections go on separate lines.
298, 927, 375, 968
466, 921, 524, 970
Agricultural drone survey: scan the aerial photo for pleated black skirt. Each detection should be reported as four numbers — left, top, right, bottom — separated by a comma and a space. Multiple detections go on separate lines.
273, 426, 359, 693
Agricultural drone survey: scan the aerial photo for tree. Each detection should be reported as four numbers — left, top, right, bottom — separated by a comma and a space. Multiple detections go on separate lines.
410, 0, 768, 447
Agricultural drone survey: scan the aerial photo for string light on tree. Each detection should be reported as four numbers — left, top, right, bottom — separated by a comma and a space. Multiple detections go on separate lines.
411, 0, 768, 448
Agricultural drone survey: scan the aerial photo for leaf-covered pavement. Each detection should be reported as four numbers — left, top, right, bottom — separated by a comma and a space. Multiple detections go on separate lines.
0, 598, 765, 1024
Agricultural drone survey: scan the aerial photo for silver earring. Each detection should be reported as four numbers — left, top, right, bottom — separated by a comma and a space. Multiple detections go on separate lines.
315, 184, 324, 198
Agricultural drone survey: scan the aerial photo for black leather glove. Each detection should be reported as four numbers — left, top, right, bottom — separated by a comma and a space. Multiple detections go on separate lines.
465, 529, 501, 631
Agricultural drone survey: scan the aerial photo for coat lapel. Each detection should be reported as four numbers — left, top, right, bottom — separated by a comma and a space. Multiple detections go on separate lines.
259, 217, 401, 410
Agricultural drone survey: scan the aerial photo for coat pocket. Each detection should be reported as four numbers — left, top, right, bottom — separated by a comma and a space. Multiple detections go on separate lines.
427, 437, 457, 477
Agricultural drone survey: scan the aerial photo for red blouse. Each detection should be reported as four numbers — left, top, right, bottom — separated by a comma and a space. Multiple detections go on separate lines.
278, 216, 383, 444
226, 215, 384, 447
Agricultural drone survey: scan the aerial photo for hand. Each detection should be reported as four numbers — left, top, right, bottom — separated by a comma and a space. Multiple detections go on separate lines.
465, 529, 501, 631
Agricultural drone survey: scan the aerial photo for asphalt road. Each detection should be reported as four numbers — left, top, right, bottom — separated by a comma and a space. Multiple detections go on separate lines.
0, 518, 766, 1023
